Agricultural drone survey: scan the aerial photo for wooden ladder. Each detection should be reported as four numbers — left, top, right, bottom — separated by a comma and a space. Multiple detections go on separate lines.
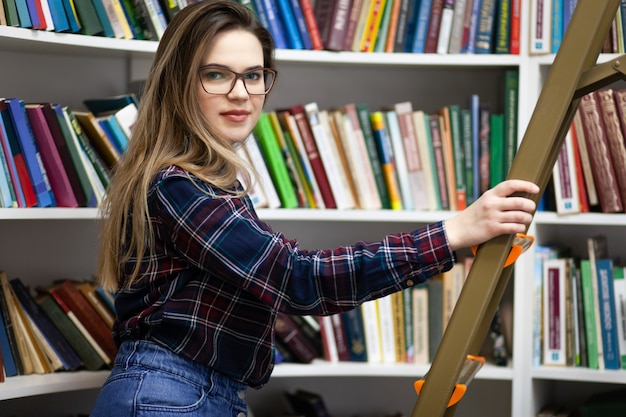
411, 1, 625, 415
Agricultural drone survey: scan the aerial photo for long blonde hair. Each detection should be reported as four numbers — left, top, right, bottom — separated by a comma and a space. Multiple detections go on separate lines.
98, 0, 276, 292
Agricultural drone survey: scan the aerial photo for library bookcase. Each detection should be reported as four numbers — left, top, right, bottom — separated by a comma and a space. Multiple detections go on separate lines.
1, 3, 626, 417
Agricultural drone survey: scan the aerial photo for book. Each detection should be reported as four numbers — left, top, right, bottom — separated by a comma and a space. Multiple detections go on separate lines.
359, 0, 387, 52
3, 0, 21, 26
391, 291, 406, 362
25, 104, 78, 208
274, 313, 318, 363
427, 275, 443, 362
325, 0, 353, 51
343, 0, 366, 50
595, 258, 621, 369
436, 0, 455, 53
394, 101, 430, 210
509, 0, 520, 53
493, 0, 510, 53
253, 112, 299, 208
438, 105, 462, 210
386, 110, 415, 210
73, 110, 121, 169
76, 281, 115, 329
410, 0, 433, 52
412, 109, 440, 210
578, 92, 623, 213
529, 0, 552, 54
448, 0, 469, 53
10, 277, 83, 371
0, 100, 35, 207
360, 300, 382, 363
596, 89, 626, 210
275, 0, 304, 49
317, 315, 338, 362
572, 107, 599, 208
330, 313, 350, 361
370, 111, 402, 209
46, 280, 118, 362
268, 111, 308, 207
448, 105, 467, 209
46, 0, 70, 32
356, 103, 390, 209
73, 0, 104, 35
0, 283, 19, 377
60, 0, 81, 32
0, 114, 18, 208
383, 0, 401, 52
4, 98, 55, 207
429, 113, 450, 210
612, 266, 626, 369
543, 257, 567, 366
412, 283, 429, 364
551, 129, 580, 214
305, 102, 355, 209
377, 294, 396, 363
503, 69, 518, 178
587, 235, 609, 370
286, 0, 313, 49
424, 0, 445, 53
298, 0, 324, 50
91, 0, 116, 38
463, 0, 481, 53
261, 0, 288, 49
568, 120, 590, 213
478, 103, 491, 195
474, 0, 496, 53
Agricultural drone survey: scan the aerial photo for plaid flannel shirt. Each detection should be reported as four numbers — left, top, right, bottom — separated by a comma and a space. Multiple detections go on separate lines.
113, 166, 455, 387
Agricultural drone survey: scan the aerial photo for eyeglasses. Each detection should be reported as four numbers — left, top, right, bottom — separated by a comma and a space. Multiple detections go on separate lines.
198, 65, 277, 95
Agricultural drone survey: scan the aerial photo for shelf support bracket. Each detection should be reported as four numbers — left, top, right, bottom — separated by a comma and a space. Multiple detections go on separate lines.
409, 1, 620, 416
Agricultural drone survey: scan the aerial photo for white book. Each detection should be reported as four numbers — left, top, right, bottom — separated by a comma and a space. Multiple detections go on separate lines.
412, 285, 429, 364
386, 110, 414, 210
436, 1, 455, 53
377, 294, 396, 364
114, 103, 138, 142
243, 134, 281, 209
412, 110, 439, 211
361, 299, 382, 363
236, 145, 269, 209
304, 103, 355, 210
529, 0, 552, 54
447, 0, 469, 53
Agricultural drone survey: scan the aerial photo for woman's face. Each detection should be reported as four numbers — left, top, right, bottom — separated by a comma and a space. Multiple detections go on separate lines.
197, 29, 267, 145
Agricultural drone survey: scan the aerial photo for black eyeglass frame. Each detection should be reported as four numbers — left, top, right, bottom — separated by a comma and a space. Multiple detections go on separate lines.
198, 65, 277, 96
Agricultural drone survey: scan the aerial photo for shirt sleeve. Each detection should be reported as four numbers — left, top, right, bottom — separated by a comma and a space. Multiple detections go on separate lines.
151, 171, 456, 316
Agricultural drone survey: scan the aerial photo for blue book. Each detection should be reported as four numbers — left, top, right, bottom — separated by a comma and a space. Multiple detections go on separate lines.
10, 278, 83, 371
0, 137, 15, 208
411, 0, 433, 53
25, 0, 43, 28
91, 0, 116, 37
474, 0, 496, 54
551, 0, 563, 53
596, 259, 621, 370
14, 0, 32, 28
275, 0, 304, 49
463, 0, 483, 53
0, 103, 28, 207
5, 98, 55, 207
0, 306, 18, 377
261, 0, 288, 49
98, 116, 128, 152
341, 309, 368, 362
60, 0, 82, 32
47, 0, 71, 32
287, 0, 313, 49
400, 0, 422, 52
251, 0, 271, 31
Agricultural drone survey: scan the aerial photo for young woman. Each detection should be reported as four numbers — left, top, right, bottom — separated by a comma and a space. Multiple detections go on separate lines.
90, 1, 539, 416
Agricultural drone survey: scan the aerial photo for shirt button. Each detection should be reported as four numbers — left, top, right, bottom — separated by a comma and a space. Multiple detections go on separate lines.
237, 412, 246, 417
406, 279, 414, 287
268, 363, 274, 371
237, 390, 246, 400
438, 265, 445, 271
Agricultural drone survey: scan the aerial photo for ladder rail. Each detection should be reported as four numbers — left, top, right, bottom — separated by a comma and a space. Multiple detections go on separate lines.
410, 2, 621, 416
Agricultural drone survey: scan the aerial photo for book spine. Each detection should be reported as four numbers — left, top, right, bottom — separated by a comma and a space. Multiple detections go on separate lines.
274, 313, 318, 363
474, 0, 496, 53
509, 0, 521, 54
286, 0, 313, 49
542, 258, 567, 366
370, 111, 402, 209
494, 0, 510, 53
411, 0, 433, 53
275, 0, 305, 49
529, 0, 552, 54
326, 0, 353, 50
424, 0, 445, 53
436, 0, 455, 53
595, 259, 621, 369
299, 0, 324, 49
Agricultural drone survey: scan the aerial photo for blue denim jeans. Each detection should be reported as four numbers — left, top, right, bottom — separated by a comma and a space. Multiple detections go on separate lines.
90, 340, 248, 417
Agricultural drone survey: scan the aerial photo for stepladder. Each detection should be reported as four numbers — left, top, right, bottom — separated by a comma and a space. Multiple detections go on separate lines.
410, 1, 626, 416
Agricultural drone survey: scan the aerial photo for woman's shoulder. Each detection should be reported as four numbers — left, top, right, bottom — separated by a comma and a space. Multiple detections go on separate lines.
151, 165, 224, 196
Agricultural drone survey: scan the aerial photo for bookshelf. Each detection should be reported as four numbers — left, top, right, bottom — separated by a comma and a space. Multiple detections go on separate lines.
1, 4, 626, 417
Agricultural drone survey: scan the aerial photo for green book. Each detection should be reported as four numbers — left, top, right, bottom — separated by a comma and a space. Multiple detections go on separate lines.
73, 0, 104, 35
355, 103, 391, 209
448, 105, 466, 209
37, 293, 107, 371
580, 259, 599, 370
503, 70, 519, 178
3, 0, 20, 26
489, 113, 505, 188
460, 108, 474, 205
253, 112, 298, 209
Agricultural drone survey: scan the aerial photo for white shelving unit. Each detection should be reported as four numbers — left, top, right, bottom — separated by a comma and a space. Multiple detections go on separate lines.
1, 2, 625, 415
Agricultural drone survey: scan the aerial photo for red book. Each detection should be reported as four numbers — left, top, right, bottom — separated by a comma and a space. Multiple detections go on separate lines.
424, 0, 445, 53
275, 313, 318, 363
596, 89, 626, 210
299, 0, 324, 50
568, 121, 590, 213
509, 0, 521, 54
49, 280, 118, 362
25, 104, 78, 207
578, 92, 623, 213
287, 105, 337, 208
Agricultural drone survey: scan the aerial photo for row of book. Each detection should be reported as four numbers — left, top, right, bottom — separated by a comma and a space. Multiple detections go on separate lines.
0, 0, 522, 55
0, 272, 117, 381
530, 0, 626, 55
241, 70, 519, 213
275, 256, 511, 366
0, 0, 184, 40
245, 0, 520, 54
0, 94, 137, 209
549, 88, 626, 215
534, 235, 626, 371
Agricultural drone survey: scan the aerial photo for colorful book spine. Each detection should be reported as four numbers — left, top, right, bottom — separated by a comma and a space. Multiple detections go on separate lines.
370, 111, 402, 210
595, 259, 621, 369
